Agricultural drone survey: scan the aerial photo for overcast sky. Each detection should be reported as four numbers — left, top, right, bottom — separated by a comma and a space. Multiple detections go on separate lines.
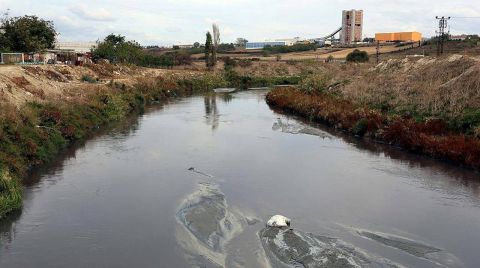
1, 0, 479, 45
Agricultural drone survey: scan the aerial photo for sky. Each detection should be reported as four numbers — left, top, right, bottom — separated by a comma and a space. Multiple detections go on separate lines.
1, 0, 479, 46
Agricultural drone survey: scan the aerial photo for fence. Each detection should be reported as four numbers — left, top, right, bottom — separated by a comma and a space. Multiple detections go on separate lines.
0, 53, 24, 64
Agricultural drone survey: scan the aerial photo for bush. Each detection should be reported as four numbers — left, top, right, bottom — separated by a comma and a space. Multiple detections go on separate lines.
81, 75, 97, 83
299, 73, 332, 92
237, 59, 253, 68
352, 118, 369, 136
223, 56, 237, 71
264, 43, 318, 54
346, 49, 369, 63
0, 169, 22, 218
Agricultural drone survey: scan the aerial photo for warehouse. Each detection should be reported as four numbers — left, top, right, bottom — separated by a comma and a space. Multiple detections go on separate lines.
246, 40, 290, 50
375, 32, 422, 42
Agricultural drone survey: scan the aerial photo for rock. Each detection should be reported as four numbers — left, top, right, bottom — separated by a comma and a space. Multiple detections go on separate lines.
267, 215, 291, 228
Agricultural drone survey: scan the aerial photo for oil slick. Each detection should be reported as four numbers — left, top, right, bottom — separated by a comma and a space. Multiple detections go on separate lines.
357, 230, 462, 268
259, 227, 401, 268
176, 181, 243, 267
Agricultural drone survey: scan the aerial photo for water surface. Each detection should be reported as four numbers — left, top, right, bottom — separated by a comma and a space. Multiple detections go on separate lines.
1, 90, 480, 267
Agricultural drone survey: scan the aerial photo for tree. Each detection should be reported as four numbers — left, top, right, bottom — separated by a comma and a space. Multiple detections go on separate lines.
346, 49, 369, 63
0, 10, 9, 51
212, 24, 220, 66
92, 34, 142, 63
235, 38, 248, 48
104, 34, 125, 46
1, 15, 56, 52
193, 42, 200, 48
205, 32, 213, 68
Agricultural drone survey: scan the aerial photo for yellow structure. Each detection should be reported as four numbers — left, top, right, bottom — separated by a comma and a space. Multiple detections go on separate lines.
375, 32, 422, 42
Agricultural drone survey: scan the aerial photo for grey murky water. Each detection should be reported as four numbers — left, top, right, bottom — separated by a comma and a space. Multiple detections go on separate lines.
1, 90, 480, 267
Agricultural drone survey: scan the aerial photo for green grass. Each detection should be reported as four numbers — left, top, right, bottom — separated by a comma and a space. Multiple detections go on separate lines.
0, 168, 22, 218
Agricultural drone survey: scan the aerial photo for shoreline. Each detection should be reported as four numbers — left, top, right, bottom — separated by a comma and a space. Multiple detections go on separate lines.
0, 73, 227, 218
0, 65, 301, 218
266, 87, 480, 172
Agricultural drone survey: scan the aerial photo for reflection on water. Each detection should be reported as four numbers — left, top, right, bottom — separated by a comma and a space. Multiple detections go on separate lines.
204, 94, 219, 131
1, 90, 480, 268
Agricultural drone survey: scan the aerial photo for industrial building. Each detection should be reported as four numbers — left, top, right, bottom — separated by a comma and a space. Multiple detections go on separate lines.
245, 38, 302, 50
55, 42, 97, 53
375, 32, 422, 42
340, 10, 363, 45
246, 41, 287, 50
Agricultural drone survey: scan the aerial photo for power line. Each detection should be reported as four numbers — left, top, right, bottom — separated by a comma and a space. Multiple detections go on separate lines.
435, 16, 450, 56
450, 16, 480, 19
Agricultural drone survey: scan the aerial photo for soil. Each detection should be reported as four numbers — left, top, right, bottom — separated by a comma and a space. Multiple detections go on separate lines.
0, 64, 200, 107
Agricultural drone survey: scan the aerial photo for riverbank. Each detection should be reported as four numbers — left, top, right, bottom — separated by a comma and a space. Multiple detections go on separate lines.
268, 55, 480, 170
0, 72, 217, 217
266, 65, 480, 171
0, 63, 301, 217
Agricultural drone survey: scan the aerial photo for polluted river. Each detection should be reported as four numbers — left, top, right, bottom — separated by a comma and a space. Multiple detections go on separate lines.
1, 90, 480, 268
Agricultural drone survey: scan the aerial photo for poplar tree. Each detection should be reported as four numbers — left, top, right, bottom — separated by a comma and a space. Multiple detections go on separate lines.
205, 32, 213, 68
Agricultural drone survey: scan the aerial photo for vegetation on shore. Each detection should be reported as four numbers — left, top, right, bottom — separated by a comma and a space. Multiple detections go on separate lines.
0, 73, 228, 217
265, 53, 480, 171
266, 70, 480, 170
0, 69, 302, 217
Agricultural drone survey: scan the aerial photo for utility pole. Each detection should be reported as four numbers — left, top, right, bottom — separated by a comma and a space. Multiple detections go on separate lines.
435, 16, 450, 56
376, 41, 380, 64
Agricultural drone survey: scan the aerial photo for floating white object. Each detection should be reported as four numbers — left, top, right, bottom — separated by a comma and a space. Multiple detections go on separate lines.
267, 215, 291, 227
213, 88, 236, 93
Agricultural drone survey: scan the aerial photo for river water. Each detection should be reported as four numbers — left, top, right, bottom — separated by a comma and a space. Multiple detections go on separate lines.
1, 90, 480, 268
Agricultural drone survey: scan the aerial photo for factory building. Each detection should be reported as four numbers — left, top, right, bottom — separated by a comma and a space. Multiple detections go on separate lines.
55, 42, 97, 53
375, 32, 422, 42
340, 10, 363, 45
245, 38, 301, 50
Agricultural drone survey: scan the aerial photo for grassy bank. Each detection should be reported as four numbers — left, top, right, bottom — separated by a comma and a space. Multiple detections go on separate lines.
0, 73, 228, 218
0, 70, 302, 217
266, 87, 480, 170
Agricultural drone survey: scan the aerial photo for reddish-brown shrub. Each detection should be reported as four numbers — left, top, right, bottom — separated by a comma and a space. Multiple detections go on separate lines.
267, 87, 480, 171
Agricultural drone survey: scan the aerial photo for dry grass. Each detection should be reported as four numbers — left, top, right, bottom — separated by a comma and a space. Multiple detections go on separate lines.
339, 56, 480, 116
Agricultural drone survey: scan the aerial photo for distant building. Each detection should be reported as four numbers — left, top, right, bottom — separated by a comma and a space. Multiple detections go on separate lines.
449, 34, 468, 41
245, 38, 302, 50
174, 44, 194, 49
55, 42, 97, 53
340, 10, 363, 45
375, 32, 422, 42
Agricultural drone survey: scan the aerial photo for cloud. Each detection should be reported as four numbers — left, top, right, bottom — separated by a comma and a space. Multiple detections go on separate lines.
69, 4, 115, 22
5, 0, 480, 45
